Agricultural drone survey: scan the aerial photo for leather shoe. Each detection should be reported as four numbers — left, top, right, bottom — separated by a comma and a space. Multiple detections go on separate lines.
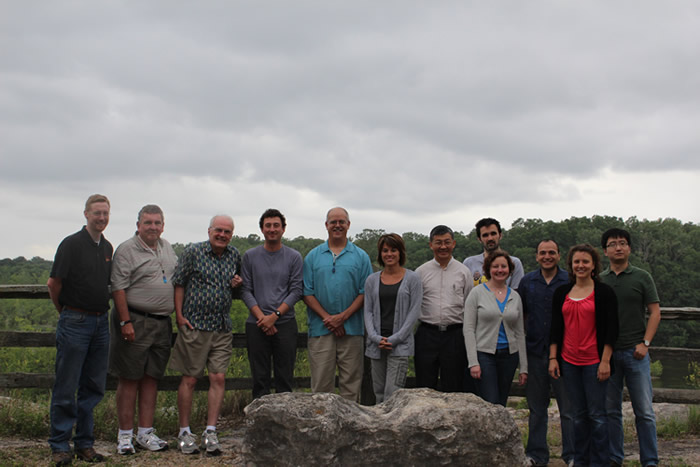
75, 447, 105, 463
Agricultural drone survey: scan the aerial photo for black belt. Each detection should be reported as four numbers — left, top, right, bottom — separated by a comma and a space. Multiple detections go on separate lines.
63, 306, 105, 316
128, 306, 170, 320
420, 321, 462, 332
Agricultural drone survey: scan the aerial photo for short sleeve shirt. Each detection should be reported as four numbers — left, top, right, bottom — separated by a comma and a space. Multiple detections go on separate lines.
49, 226, 113, 313
303, 240, 373, 337
600, 264, 659, 350
172, 241, 241, 332
111, 235, 178, 315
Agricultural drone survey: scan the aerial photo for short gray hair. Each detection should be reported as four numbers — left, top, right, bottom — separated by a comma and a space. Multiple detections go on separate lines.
209, 214, 235, 229
326, 206, 350, 222
138, 204, 164, 223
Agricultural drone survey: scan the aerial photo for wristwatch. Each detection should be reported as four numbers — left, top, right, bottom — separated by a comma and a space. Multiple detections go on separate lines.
274, 311, 282, 318
643, 340, 650, 347
120, 319, 133, 327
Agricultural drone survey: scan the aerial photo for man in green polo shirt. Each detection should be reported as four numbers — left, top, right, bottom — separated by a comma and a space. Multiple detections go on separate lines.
600, 228, 660, 467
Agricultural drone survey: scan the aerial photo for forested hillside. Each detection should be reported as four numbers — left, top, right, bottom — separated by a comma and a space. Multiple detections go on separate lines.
1, 216, 699, 346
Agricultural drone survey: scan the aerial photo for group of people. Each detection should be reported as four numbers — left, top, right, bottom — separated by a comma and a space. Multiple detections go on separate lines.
46, 195, 661, 467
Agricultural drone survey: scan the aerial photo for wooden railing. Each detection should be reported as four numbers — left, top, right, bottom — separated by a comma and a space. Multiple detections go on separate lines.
2, 285, 700, 404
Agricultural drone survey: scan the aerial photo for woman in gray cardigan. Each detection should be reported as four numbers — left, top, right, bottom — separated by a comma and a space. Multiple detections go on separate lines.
364, 233, 423, 403
464, 249, 527, 406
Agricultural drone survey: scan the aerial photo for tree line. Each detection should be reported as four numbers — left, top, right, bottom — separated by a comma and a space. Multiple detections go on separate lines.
1, 215, 699, 347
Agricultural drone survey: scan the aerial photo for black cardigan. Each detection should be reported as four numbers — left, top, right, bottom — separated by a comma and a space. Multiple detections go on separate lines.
550, 281, 619, 361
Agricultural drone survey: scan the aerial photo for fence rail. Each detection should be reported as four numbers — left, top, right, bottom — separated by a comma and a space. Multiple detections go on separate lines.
2, 285, 700, 404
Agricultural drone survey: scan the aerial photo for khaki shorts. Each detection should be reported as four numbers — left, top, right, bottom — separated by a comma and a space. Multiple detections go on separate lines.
169, 326, 233, 378
109, 307, 172, 380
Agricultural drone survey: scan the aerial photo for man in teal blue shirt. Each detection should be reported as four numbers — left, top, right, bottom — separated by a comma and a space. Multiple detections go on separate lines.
303, 207, 372, 401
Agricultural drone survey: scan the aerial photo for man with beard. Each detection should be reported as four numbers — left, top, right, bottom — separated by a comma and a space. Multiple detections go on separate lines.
241, 208, 303, 399
464, 218, 524, 288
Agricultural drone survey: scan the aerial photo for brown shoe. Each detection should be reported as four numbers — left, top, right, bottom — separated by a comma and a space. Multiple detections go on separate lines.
52, 451, 73, 466
75, 447, 105, 463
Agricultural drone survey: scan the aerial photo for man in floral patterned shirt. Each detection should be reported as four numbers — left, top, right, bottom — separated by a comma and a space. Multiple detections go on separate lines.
169, 215, 242, 457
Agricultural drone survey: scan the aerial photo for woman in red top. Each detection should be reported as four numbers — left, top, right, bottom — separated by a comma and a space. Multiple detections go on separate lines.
549, 244, 618, 467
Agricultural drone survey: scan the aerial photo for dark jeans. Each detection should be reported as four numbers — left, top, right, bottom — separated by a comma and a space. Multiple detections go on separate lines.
475, 349, 519, 407
49, 309, 109, 452
562, 360, 609, 467
246, 319, 297, 399
526, 352, 574, 465
414, 323, 467, 392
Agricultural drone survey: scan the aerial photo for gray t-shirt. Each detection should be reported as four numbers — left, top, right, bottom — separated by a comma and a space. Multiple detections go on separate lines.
241, 244, 304, 324
110, 234, 178, 315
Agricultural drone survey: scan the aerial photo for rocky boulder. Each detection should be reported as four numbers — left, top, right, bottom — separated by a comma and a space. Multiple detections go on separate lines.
243, 388, 525, 466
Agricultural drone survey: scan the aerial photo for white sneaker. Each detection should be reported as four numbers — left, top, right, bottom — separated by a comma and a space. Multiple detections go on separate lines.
135, 428, 168, 451
178, 431, 199, 454
201, 429, 222, 456
116, 432, 135, 455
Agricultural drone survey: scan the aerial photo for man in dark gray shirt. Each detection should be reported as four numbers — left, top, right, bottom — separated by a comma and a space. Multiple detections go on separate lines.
241, 209, 304, 398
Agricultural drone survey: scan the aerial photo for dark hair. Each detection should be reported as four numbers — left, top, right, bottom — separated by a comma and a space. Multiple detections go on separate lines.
138, 204, 164, 223
475, 218, 501, 239
259, 208, 287, 229
482, 249, 514, 280
601, 228, 631, 250
429, 225, 454, 241
377, 233, 406, 267
566, 243, 602, 282
536, 238, 559, 252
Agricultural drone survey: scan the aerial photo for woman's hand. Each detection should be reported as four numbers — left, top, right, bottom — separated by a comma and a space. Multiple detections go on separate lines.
597, 360, 611, 381
470, 365, 481, 380
548, 359, 560, 379
518, 372, 527, 386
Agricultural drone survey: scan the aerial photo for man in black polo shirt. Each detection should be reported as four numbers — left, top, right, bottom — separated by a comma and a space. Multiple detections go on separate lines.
47, 194, 113, 466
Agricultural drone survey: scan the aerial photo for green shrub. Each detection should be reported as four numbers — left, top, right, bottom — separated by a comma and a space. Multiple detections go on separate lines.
649, 359, 663, 378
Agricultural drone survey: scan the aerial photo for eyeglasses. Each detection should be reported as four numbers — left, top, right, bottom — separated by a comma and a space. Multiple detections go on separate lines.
606, 241, 628, 249
211, 227, 233, 235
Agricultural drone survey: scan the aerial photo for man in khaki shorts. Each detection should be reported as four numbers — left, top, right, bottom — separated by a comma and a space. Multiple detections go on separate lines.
110, 204, 177, 455
169, 215, 242, 456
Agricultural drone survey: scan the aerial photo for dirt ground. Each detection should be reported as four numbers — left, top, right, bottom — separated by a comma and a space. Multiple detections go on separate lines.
1, 402, 698, 466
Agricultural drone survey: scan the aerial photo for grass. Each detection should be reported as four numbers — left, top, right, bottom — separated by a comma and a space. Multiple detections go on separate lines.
0, 389, 253, 440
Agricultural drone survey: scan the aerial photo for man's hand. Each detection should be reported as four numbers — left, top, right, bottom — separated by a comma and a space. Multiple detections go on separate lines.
633, 342, 649, 360
231, 274, 243, 288
120, 322, 135, 342
257, 314, 279, 334
323, 313, 346, 332
176, 315, 194, 330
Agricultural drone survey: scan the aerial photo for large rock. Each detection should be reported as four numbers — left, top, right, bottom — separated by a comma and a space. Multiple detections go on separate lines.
243, 388, 525, 466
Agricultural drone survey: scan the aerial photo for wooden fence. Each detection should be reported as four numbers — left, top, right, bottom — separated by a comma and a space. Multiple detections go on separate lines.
2, 285, 700, 404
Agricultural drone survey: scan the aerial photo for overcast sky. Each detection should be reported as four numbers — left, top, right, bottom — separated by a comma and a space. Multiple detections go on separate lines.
2, 1, 699, 261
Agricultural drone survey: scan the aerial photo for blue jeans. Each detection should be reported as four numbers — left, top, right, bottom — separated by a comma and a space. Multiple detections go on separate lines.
606, 349, 658, 466
49, 309, 109, 452
562, 360, 609, 467
526, 353, 574, 465
476, 349, 519, 407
